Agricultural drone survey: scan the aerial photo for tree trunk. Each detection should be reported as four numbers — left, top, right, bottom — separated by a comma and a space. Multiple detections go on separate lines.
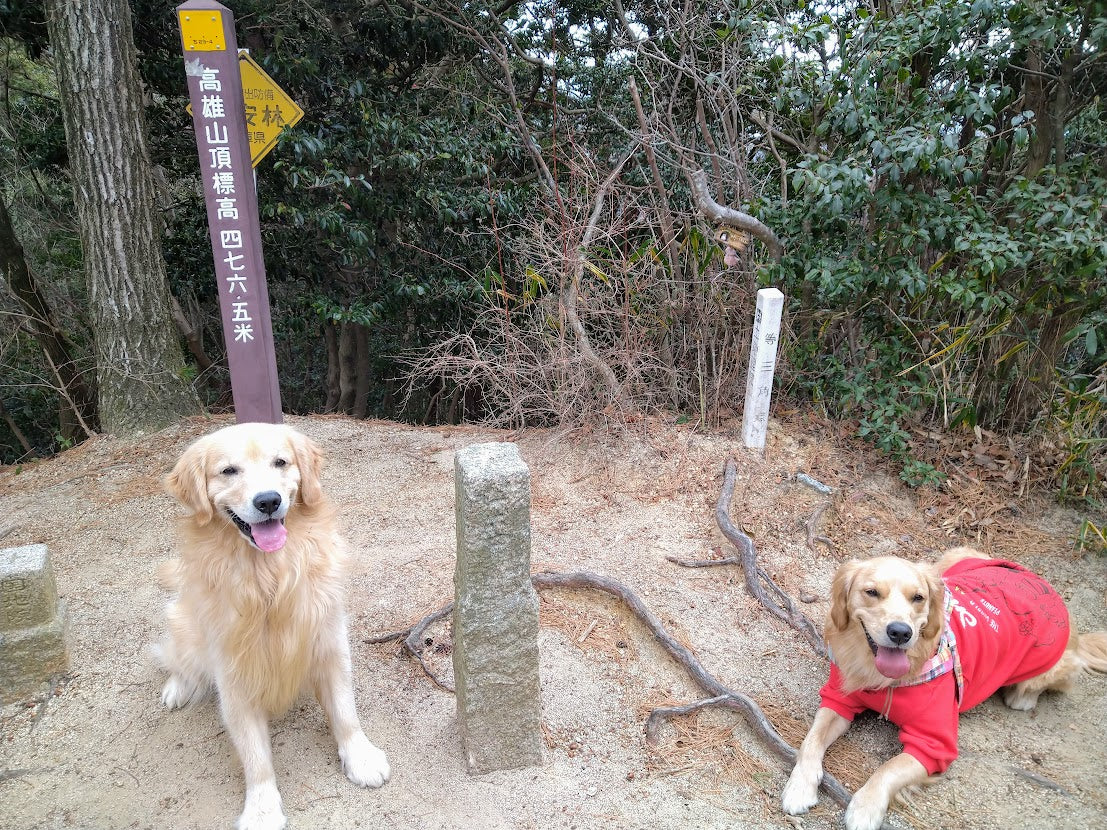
352, 323, 370, 418
0, 196, 98, 441
337, 321, 357, 413
1023, 47, 1055, 178
46, 0, 199, 435
323, 320, 341, 412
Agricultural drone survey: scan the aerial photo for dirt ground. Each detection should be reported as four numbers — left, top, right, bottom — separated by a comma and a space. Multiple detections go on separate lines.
1, 414, 1105, 830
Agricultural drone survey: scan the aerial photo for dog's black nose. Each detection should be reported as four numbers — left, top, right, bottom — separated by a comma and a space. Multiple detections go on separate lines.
886, 622, 913, 646
253, 491, 282, 516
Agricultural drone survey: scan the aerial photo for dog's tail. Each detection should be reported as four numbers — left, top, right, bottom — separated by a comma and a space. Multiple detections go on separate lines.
1071, 631, 1107, 675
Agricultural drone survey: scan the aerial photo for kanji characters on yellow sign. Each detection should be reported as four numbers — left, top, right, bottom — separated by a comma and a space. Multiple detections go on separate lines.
186, 51, 305, 167
238, 51, 304, 167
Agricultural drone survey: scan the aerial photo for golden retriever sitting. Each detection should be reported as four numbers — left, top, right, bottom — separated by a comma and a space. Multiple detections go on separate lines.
783, 547, 1107, 830
156, 422, 389, 830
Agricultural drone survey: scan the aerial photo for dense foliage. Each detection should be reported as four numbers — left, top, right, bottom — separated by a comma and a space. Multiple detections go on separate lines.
1, 0, 1104, 512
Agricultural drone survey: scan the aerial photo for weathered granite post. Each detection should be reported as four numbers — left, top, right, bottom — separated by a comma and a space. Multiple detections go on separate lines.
1, 544, 69, 702
452, 443, 543, 773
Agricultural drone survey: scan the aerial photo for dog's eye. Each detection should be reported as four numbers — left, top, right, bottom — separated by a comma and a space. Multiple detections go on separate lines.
220, 466, 239, 476
273, 458, 288, 468
864, 588, 880, 598
912, 593, 925, 603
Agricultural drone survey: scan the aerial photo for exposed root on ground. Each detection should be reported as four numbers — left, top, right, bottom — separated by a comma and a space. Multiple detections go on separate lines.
366, 568, 851, 809
667, 456, 828, 658
805, 502, 835, 553
366, 602, 455, 692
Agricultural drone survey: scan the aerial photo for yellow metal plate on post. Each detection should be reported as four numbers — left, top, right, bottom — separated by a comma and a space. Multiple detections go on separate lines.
178, 10, 226, 51
238, 52, 305, 166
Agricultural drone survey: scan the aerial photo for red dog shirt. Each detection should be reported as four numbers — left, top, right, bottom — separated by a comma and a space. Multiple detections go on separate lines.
819, 559, 1070, 775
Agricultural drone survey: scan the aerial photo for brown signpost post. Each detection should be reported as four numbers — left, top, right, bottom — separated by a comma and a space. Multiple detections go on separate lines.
176, 0, 282, 423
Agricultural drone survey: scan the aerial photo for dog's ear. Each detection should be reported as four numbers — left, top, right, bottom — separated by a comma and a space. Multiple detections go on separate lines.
828, 560, 860, 632
290, 430, 325, 507
164, 440, 213, 523
920, 566, 946, 641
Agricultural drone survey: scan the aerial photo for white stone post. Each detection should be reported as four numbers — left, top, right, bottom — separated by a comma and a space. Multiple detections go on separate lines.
741, 287, 785, 451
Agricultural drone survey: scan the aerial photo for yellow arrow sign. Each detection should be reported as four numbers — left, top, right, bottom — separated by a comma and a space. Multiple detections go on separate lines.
186, 51, 305, 167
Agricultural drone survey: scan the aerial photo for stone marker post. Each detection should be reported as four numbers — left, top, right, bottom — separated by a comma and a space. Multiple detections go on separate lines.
741, 287, 785, 451
452, 443, 543, 773
1, 544, 69, 702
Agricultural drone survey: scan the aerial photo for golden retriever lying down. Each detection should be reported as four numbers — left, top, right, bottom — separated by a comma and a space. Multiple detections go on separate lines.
156, 422, 389, 830
783, 547, 1107, 830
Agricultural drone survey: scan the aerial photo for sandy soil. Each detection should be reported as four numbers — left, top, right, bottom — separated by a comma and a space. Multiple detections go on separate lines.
1, 414, 1105, 830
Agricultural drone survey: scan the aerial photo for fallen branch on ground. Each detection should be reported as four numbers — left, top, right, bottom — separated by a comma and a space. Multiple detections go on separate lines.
366, 568, 850, 808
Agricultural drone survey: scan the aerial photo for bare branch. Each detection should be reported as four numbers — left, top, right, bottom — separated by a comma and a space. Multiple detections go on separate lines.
560, 151, 635, 413
688, 170, 784, 261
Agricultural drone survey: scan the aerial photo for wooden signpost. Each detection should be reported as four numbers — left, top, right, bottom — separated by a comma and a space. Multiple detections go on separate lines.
176, 0, 291, 423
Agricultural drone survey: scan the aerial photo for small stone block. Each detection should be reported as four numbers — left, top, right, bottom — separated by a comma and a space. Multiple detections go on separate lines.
0, 602, 69, 702
1, 544, 60, 631
453, 443, 543, 774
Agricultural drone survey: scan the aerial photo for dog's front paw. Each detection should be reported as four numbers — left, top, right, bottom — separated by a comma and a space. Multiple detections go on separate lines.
844, 785, 889, 830
236, 782, 286, 830
781, 764, 821, 815
340, 732, 390, 789
1002, 685, 1040, 712
161, 675, 200, 710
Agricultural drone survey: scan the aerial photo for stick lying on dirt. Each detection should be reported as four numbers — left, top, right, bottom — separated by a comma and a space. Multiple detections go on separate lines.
366, 602, 455, 692
366, 569, 851, 809
667, 457, 828, 658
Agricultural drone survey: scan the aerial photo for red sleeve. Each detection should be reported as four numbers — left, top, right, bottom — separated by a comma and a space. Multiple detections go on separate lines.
818, 663, 867, 721
820, 666, 961, 776
894, 677, 960, 775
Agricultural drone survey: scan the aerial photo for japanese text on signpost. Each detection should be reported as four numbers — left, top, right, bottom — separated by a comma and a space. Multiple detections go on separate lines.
178, 1, 282, 423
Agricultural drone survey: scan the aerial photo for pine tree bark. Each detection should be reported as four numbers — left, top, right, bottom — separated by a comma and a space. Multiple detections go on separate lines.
46, 0, 199, 434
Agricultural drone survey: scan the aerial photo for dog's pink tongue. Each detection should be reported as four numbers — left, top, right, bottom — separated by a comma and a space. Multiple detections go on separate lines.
251, 519, 287, 552
874, 646, 911, 679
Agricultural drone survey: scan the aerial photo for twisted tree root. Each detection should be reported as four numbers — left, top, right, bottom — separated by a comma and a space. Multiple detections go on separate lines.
670, 457, 828, 658
366, 568, 851, 808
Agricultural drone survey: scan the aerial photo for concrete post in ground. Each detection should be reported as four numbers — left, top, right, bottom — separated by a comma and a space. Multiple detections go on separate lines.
1, 544, 69, 702
452, 442, 543, 774
742, 287, 785, 451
